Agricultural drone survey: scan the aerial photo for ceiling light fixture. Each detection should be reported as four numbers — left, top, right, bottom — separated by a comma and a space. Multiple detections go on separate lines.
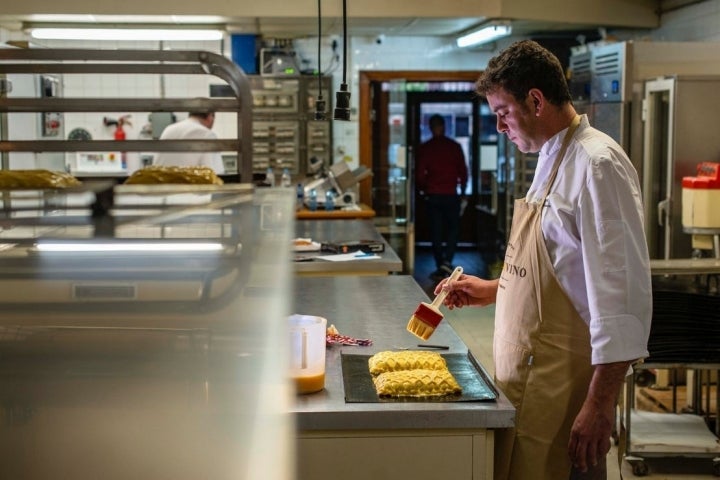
456, 22, 512, 48
35, 242, 225, 253
29, 26, 224, 42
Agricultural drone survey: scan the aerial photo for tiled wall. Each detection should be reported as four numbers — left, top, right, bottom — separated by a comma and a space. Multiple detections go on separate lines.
295, 36, 496, 169
2, 0, 720, 171
36, 38, 229, 142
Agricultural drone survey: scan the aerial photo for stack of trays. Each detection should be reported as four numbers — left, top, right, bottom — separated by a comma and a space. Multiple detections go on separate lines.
649, 288, 720, 363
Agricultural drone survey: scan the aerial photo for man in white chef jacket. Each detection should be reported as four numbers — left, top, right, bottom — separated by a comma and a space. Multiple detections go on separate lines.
437, 40, 652, 480
154, 108, 225, 174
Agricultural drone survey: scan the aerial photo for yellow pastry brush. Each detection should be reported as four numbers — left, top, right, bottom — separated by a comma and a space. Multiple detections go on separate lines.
406, 266, 463, 340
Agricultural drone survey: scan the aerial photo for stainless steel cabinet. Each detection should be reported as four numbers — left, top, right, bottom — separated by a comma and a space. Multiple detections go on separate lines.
0, 185, 296, 480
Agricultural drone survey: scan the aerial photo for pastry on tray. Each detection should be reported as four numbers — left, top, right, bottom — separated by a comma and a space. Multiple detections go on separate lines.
368, 350, 447, 376
372, 368, 462, 397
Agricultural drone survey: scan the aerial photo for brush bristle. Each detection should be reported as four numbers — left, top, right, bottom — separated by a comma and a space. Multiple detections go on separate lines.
406, 302, 443, 340
406, 315, 435, 340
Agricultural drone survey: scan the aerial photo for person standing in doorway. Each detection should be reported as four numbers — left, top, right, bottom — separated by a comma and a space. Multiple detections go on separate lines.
436, 40, 652, 480
154, 104, 225, 174
416, 114, 468, 279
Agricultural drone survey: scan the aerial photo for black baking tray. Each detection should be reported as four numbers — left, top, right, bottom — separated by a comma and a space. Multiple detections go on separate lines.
341, 352, 497, 403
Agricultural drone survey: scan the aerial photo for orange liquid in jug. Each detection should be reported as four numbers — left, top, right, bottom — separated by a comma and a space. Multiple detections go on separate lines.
294, 373, 325, 394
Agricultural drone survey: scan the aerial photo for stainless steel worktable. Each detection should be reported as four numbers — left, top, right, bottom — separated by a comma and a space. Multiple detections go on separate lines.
293, 219, 403, 275
292, 275, 514, 480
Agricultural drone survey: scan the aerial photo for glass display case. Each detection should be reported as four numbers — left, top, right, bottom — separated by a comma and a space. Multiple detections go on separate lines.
0, 183, 296, 480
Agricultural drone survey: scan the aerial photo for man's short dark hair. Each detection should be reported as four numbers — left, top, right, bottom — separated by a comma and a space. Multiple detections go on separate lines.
475, 40, 572, 107
189, 110, 215, 119
429, 114, 445, 129
188, 98, 216, 119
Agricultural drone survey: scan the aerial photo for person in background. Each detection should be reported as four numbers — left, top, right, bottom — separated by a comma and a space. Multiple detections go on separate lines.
416, 113, 468, 279
154, 106, 225, 174
436, 40, 652, 480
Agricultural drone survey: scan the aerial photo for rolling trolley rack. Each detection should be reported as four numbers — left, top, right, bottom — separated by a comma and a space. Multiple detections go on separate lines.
620, 258, 720, 476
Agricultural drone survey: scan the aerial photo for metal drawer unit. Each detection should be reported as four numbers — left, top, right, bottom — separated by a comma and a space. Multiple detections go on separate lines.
252, 120, 300, 172
247, 74, 332, 176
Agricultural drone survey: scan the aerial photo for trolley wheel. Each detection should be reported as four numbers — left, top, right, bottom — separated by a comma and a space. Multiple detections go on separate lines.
629, 459, 649, 477
712, 458, 720, 477
633, 370, 655, 387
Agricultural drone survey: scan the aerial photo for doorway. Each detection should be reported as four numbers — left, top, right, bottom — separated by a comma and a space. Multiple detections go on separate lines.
407, 91, 479, 247
359, 71, 501, 284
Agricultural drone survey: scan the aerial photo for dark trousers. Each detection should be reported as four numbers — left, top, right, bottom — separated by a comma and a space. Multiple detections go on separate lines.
426, 194, 461, 269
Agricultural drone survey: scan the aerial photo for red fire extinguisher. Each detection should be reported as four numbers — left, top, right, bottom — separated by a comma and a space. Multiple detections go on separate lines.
114, 115, 131, 140
114, 122, 126, 140
105, 115, 131, 169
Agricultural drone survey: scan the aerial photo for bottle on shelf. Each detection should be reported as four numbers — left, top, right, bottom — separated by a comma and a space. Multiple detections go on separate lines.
281, 168, 292, 188
265, 167, 275, 187
308, 188, 318, 211
325, 190, 335, 211
296, 183, 305, 209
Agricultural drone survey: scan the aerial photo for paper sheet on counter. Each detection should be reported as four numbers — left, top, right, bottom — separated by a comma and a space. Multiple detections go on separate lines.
317, 252, 381, 262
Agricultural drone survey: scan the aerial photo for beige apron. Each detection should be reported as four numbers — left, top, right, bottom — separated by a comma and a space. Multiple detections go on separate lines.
494, 115, 595, 480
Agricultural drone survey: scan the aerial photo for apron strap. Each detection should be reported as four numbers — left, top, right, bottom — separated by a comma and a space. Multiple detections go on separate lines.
540, 114, 581, 203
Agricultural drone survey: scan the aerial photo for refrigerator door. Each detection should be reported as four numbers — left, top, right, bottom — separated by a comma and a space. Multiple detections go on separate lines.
642, 76, 720, 259
642, 77, 674, 259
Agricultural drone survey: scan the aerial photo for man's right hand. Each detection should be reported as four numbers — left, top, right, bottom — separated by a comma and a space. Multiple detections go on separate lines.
434, 275, 499, 309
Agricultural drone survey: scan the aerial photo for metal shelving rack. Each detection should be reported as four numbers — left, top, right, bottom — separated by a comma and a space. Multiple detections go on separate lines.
0, 48, 253, 182
620, 260, 720, 477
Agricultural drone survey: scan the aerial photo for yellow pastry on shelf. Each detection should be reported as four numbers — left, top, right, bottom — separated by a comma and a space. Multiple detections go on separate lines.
0, 169, 81, 189
125, 165, 223, 185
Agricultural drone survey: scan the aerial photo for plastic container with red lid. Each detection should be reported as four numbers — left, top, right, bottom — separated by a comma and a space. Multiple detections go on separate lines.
682, 162, 720, 189
682, 162, 720, 228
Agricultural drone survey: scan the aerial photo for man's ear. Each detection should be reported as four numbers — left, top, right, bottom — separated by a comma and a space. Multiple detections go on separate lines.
527, 88, 544, 116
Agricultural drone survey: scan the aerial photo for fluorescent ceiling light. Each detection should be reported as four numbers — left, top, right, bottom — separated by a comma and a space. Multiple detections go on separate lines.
30, 28, 224, 41
25, 15, 225, 23
456, 23, 512, 48
35, 242, 225, 253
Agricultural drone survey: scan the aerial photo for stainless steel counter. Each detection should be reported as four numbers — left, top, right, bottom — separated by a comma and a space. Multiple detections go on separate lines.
293, 219, 403, 275
291, 275, 515, 431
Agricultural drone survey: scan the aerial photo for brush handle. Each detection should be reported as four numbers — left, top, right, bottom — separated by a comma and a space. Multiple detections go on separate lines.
430, 266, 463, 309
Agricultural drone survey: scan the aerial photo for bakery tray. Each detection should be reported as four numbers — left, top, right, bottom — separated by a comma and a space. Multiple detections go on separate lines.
341, 352, 497, 403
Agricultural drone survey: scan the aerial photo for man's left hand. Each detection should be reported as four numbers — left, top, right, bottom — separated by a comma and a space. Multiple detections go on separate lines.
568, 361, 631, 472
568, 399, 613, 472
